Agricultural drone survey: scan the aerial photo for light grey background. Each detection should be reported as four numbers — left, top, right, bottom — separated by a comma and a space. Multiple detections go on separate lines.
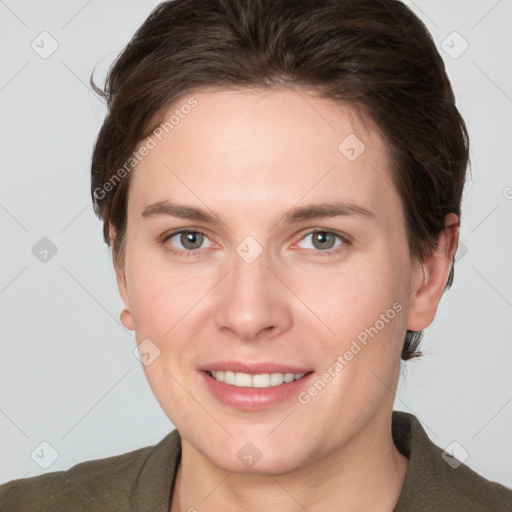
1, 0, 511, 488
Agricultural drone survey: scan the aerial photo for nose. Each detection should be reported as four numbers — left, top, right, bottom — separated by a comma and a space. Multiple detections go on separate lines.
214, 245, 293, 343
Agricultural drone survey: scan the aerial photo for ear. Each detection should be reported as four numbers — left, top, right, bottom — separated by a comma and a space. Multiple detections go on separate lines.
110, 223, 135, 331
406, 213, 460, 331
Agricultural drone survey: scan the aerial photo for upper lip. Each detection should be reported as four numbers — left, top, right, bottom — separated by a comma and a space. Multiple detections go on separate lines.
201, 361, 312, 374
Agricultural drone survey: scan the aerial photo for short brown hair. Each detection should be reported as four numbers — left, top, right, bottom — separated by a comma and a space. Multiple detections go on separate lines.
90, 0, 469, 360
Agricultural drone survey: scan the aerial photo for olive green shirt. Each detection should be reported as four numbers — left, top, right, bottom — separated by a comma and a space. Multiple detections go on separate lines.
1, 411, 511, 511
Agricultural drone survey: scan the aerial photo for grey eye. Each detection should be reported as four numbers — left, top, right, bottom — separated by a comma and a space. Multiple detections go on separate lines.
298, 231, 343, 251
168, 231, 208, 251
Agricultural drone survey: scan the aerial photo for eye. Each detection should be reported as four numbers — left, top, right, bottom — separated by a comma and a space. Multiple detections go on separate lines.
163, 229, 212, 256
295, 230, 346, 256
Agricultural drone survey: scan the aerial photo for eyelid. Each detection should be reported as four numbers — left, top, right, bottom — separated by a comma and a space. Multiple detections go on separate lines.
293, 227, 351, 246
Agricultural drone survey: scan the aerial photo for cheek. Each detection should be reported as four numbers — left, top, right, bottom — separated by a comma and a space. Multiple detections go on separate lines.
315, 262, 406, 339
310, 264, 410, 396
125, 246, 207, 336
130, 284, 201, 350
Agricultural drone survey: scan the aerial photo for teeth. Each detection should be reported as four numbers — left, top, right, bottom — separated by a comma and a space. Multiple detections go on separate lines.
235, 372, 252, 387
209, 370, 306, 388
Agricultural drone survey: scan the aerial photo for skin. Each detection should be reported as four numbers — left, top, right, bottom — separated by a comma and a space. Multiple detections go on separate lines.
114, 87, 459, 512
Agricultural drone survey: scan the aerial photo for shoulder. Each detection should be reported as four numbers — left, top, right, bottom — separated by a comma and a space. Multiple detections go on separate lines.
422, 437, 512, 510
0, 430, 181, 512
392, 411, 512, 511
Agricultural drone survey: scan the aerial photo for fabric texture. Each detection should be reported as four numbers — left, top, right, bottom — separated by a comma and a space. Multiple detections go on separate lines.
1, 411, 511, 511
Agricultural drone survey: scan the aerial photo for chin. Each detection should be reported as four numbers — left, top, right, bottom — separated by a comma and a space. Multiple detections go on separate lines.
192, 434, 306, 476
215, 451, 301, 476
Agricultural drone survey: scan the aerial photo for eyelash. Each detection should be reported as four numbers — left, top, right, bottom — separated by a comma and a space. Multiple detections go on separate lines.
161, 228, 349, 258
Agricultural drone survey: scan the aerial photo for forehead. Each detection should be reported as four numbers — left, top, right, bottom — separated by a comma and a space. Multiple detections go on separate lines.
127, 88, 402, 225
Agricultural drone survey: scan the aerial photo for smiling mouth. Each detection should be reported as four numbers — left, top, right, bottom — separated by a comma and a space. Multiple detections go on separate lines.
205, 370, 311, 389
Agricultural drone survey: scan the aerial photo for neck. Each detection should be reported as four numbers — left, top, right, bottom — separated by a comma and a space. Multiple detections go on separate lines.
170, 411, 408, 512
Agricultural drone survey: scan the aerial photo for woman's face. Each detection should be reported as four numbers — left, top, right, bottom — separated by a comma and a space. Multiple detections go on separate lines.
116, 88, 429, 473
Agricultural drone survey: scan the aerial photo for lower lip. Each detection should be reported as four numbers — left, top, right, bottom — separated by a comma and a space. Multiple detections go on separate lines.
199, 371, 314, 412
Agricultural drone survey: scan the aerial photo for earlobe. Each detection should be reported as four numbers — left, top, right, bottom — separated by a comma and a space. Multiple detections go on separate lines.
120, 308, 135, 330
110, 223, 135, 331
115, 267, 135, 331
113, 266, 134, 331
406, 213, 460, 332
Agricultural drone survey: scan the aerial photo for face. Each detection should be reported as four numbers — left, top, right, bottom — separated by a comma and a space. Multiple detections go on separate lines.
115, 88, 441, 474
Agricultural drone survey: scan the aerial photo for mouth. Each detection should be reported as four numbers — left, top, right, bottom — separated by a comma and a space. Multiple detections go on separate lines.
199, 365, 315, 411
204, 370, 311, 389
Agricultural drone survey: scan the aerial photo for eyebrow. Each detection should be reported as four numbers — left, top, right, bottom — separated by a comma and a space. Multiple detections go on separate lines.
141, 200, 375, 225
